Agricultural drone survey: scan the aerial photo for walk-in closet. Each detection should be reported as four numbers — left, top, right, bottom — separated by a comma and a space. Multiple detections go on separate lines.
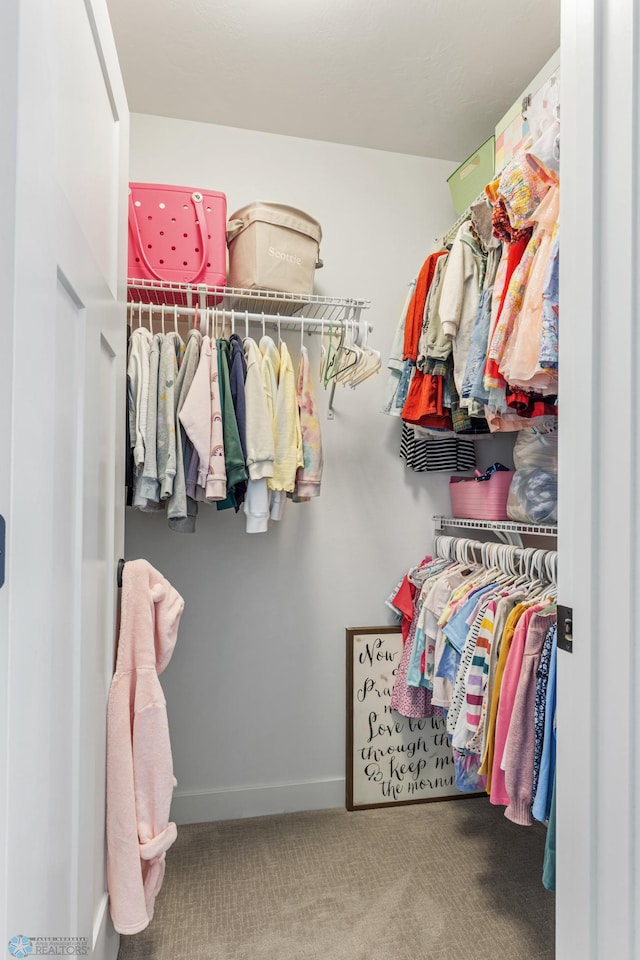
2, 1, 639, 959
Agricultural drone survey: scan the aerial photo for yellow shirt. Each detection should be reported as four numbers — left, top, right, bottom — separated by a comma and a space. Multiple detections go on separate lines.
270, 341, 303, 493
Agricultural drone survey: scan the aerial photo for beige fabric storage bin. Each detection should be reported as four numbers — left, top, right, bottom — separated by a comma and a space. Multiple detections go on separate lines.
226, 201, 323, 294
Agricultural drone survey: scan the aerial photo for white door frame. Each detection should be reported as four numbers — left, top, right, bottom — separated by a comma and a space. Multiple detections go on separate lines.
0, 0, 19, 949
558, 0, 640, 956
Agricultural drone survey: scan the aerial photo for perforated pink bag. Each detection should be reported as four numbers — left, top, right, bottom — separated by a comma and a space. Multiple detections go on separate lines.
128, 182, 227, 289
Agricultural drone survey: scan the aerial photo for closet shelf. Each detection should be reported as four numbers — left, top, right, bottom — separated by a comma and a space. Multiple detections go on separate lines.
434, 516, 558, 538
127, 278, 371, 332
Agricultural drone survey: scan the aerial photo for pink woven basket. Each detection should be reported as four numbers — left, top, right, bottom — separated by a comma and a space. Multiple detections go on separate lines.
128, 182, 227, 295
449, 471, 514, 521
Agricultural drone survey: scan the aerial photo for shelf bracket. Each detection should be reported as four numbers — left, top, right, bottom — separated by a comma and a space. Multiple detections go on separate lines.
495, 530, 524, 547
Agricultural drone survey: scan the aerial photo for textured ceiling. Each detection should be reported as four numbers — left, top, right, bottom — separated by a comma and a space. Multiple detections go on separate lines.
106, 0, 560, 161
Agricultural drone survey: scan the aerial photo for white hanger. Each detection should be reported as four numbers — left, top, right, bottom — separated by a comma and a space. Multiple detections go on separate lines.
334, 315, 361, 384
433, 534, 444, 560
349, 333, 381, 387
245, 310, 249, 340
173, 304, 178, 334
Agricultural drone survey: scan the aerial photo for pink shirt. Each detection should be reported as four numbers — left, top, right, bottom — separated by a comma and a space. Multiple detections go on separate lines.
503, 610, 557, 824
489, 604, 542, 807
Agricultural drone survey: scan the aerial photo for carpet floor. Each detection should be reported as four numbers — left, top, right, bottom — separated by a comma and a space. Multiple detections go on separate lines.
118, 797, 555, 960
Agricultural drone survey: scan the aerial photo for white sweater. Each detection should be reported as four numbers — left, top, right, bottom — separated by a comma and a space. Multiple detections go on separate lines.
438, 222, 482, 396
243, 338, 275, 480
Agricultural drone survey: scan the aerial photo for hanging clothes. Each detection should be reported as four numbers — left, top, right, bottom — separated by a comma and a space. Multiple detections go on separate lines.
127, 321, 328, 534
228, 333, 248, 460
179, 335, 227, 502
388, 563, 445, 721
483, 232, 532, 394
438, 221, 487, 396
243, 337, 275, 482
242, 337, 275, 534
292, 345, 324, 500
502, 609, 557, 825
259, 336, 287, 520
419, 252, 451, 369
106, 560, 184, 935
400, 423, 475, 473
532, 624, 557, 823
135, 331, 163, 509
401, 368, 453, 430
539, 232, 560, 372
398, 250, 456, 431
382, 284, 415, 416
271, 340, 303, 495
216, 338, 248, 511
127, 326, 153, 498
483, 148, 559, 415
388, 541, 558, 840
402, 252, 448, 361
157, 331, 184, 501
167, 328, 202, 533
498, 187, 560, 392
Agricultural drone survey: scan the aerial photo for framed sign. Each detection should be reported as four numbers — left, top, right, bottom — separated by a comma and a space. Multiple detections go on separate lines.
346, 626, 465, 810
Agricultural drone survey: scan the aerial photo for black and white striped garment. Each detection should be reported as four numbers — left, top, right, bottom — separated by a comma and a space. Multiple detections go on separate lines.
400, 422, 476, 473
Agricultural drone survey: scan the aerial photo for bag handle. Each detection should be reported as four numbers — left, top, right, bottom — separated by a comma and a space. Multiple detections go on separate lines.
129, 191, 210, 285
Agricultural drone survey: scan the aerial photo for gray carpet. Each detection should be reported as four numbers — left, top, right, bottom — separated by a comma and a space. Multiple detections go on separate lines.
119, 798, 554, 960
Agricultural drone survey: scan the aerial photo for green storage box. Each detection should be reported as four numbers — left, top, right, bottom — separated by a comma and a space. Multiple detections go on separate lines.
447, 136, 495, 216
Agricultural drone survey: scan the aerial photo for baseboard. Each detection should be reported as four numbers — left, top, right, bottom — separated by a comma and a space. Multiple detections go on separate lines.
171, 777, 346, 824
92, 892, 119, 960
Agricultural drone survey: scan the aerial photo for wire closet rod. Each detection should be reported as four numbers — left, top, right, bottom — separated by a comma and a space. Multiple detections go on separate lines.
126, 302, 373, 338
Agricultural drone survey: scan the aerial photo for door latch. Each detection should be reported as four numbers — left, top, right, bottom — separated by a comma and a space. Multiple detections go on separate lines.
557, 603, 573, 653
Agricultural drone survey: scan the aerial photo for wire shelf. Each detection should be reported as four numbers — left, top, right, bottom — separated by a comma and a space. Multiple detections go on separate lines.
433, 516, 558, 537
127, 278, 370, 323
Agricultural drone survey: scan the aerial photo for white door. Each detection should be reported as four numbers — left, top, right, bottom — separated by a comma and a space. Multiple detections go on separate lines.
558, 0, 640, 957
0, 2, 128, 959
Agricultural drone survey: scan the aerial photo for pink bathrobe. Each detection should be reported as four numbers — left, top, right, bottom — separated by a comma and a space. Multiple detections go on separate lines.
106, 559, 184, 935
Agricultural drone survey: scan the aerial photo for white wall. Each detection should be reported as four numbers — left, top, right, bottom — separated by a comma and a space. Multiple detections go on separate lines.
126, 113, 459, 821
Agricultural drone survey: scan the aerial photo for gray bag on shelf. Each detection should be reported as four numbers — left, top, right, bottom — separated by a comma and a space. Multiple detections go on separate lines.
506, 424, 558, 524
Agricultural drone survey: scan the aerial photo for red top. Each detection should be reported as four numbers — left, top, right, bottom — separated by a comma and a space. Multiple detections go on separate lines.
403, 251, 448, 362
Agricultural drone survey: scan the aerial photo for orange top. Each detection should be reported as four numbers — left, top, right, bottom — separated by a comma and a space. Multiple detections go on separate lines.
402, 251, 447, 362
